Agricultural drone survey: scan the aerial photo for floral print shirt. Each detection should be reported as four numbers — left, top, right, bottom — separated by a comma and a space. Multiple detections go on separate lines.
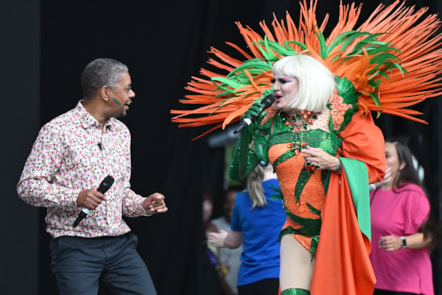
17, 101, 148, 238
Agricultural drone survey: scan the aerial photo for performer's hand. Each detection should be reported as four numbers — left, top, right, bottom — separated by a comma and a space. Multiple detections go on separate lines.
242, 98, 267, 129
76, 189, 107, 210
301, 146, 339, 171
143, 193, 168, 215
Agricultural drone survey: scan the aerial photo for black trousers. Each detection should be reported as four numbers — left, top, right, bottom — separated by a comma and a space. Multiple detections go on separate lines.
374, 289, 421, 295
237, 278, 279, 295
50, 233, 156, 295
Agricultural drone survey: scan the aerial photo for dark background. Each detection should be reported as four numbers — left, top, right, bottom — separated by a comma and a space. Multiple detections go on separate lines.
1, 0, 441, 294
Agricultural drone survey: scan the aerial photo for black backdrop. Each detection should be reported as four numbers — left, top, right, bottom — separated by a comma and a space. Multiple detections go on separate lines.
2, 0, 440, 294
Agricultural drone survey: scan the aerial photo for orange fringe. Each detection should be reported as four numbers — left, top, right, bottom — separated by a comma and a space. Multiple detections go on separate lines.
171, 0, 442, 137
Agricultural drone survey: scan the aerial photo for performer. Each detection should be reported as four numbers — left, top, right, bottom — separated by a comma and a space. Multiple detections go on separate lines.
171, 1, 442, 294
18, 58, 168, 295
229, 53, 385, 295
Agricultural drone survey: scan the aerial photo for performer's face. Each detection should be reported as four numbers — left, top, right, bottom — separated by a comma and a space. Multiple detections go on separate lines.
272, 74, 299, 112
107, 72, 136, 118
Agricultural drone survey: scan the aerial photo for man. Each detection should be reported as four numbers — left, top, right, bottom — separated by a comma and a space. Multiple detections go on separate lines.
17, 58, 168, 295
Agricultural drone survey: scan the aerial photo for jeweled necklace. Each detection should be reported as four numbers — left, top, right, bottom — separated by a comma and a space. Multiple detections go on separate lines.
285, 110, 319, 131
282, 110, 320, 155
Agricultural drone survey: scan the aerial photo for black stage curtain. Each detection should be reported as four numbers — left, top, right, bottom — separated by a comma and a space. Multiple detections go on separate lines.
39, 0, 440, 294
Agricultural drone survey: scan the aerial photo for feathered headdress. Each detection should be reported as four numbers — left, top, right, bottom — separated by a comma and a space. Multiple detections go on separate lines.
171, 0, 442, 139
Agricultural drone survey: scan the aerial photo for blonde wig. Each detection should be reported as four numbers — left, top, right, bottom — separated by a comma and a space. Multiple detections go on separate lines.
272, 55, 336, 112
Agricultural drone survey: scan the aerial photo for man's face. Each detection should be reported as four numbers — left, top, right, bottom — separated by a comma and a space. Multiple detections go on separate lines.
107, 72, 135, 118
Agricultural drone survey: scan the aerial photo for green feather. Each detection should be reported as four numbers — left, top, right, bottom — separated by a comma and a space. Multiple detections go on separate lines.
227, 59, 272, 77
334, 76, 359, 132
369, 92, 381, 107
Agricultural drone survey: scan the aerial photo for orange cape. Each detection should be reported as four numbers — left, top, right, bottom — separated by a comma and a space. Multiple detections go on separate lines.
311, 112, 385, 295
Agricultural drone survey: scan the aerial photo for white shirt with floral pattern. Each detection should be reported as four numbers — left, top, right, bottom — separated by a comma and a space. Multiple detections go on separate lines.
17, 101, 148, 238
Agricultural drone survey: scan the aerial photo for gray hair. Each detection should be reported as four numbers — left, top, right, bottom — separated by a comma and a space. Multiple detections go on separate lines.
272, 55, 335, 112
81, 58, 128, 99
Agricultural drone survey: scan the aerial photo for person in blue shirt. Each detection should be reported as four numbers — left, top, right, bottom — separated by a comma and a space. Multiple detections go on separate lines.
208, 163, 286, 295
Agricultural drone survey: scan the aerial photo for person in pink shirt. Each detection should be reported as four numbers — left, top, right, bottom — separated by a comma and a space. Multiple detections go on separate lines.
17, 58, 168, 295
370, 140, 439, 295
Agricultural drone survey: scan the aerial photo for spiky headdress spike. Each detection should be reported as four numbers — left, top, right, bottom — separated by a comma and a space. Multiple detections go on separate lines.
171, 0, 442, 138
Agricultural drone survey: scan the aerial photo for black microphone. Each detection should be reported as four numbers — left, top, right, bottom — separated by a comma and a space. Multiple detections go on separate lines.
73, 175, 114, 227
233, 94, 276, 134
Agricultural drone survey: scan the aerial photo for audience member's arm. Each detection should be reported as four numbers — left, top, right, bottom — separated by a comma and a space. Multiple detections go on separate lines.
378, 233, 431, 251
208, 229, 242, 249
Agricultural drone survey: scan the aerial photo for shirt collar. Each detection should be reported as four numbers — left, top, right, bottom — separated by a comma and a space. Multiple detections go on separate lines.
75, 100, 113, 130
